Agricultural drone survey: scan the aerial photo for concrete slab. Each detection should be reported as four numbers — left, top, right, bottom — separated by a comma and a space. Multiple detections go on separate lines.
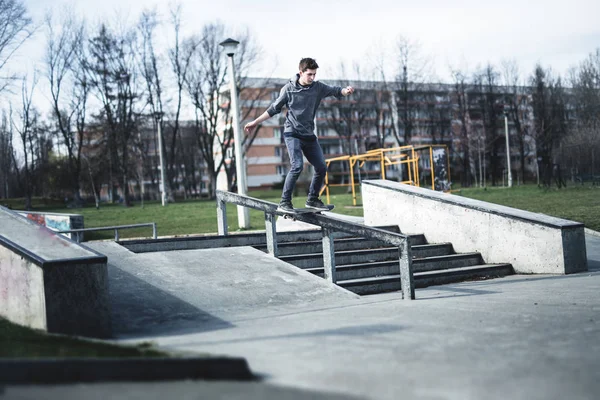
276, 211, 364, 232
0, 207, 98, 261
11, 234, 597, 399
87, 242, 359, 337
0, 381, 363, 400
104, 234, 599, 400
0, 206, 111, 337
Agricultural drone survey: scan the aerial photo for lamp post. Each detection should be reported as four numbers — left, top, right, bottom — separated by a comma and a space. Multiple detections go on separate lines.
154, 111, 168, 206
503, 105, 513, 188
220, 38, 249, 229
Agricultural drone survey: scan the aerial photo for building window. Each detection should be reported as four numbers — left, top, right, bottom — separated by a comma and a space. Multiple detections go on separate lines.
271, 91, 280, 101
275, 147, 281, 157
276, 166, 288, 175
274, 128, 282, 139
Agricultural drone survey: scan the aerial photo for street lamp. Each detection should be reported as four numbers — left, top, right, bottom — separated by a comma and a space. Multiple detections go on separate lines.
154, 111, 168, 206
503, 105, 513, 188
220, 38, 249, 229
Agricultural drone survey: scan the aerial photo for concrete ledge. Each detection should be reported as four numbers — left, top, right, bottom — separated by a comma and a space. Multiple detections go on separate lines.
362, 180, 588, 274
0, 357, 254, 383
15, 210, 84, 241
0, 206, 112, 338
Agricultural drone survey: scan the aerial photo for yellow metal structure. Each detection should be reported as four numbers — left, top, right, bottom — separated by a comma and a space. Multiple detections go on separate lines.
320, 144, 450, 206
413, 145, 451, 191
320, 146, 420, 206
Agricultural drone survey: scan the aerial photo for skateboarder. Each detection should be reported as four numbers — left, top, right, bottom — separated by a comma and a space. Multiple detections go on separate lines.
244, 57, 354, 213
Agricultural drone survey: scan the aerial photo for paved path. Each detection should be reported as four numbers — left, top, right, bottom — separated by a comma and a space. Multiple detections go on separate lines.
4, 234, 599, 400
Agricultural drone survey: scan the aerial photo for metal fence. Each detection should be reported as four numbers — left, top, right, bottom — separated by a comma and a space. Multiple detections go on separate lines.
58, 223, 157, 243
216, 190, 415, 300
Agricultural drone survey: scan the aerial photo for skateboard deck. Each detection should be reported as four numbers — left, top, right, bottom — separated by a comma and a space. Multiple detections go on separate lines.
277, 205, 335, 220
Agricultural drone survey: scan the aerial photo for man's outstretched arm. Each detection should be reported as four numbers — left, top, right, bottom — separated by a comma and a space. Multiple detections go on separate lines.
244, 111, 272, 134
245, 85, 288, 133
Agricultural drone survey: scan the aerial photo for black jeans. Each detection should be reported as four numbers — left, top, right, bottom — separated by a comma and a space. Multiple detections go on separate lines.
281, 135, 327, 202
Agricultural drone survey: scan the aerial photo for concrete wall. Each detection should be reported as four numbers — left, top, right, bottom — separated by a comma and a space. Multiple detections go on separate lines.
362, 180, 587, 274
0, 245, 47, 330
15, 211, 84, 241
0, 206, 112, 337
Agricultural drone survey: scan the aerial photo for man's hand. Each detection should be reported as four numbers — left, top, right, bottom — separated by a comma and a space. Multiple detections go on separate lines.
342, 86, 355, 96
244, 121, 257, 134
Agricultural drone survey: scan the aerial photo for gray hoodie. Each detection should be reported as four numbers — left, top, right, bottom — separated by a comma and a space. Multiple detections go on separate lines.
267, 74, 343, 140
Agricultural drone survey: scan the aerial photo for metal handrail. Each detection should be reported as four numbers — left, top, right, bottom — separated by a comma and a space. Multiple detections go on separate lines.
215, 190, 415, 300
57, 223, 157, 243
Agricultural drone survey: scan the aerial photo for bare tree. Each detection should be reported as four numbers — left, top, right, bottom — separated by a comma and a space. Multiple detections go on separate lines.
472, 63, 503, 185
570, 48, 600, 130
450, 68, 475, 187
529, 64, 569, 187
138, 8, 174, 201
0, 0, 34, 93
391, 36, 432, 146
183, 23, 225, 198
11, 76, 39, 209
0, 112, 16, 198
86, 23, 140, 206
563, 48, 600, 180
184, 22, 262, 198
44, 9, 87, 205
365, 42, 396, 149
501, 59, 534, 184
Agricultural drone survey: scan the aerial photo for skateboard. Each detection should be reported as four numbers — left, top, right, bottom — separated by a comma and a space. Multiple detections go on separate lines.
277, 205, 335, 221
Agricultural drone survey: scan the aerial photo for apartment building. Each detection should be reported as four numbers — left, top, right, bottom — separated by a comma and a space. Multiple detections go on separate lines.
219, 77, 537, 190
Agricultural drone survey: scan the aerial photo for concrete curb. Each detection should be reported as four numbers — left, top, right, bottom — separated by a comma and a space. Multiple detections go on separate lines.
585, 228, 600, 238
0, 356, 254, 384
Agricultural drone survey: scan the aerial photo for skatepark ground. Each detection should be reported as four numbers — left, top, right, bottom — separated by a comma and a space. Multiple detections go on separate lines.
2, 229, 599, 400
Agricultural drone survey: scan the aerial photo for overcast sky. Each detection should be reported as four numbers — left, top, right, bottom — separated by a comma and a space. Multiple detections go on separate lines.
3, 0, 596, 111
14, 0, 599, 82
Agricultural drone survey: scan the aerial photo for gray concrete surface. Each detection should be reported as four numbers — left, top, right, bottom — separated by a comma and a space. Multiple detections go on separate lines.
363, 180, 588, 274
89, 241, 359, 337
3, 234, 599, 400
0, 206, 111, 337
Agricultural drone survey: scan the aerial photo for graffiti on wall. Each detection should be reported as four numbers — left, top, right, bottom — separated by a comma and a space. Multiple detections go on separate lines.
20, 213, 74, 239
432, 147, 451, 191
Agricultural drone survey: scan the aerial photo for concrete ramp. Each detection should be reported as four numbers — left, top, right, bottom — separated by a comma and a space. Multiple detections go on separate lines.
88, 242, 359, 338
0, 206, 110, 337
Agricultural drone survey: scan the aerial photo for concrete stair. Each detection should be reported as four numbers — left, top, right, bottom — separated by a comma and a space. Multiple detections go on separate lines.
255, 226, 514, 296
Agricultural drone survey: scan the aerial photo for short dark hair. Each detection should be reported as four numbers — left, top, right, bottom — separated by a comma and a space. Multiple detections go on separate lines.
299, 58, 319, 71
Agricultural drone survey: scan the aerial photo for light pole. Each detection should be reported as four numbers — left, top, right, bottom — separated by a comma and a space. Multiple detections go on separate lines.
154, 111, 168, 206
503, 105, 513, 188
220, 38, 249, 229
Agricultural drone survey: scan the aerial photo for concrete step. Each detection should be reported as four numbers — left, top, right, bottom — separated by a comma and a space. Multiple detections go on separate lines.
254, 234, 429, 256
122, 225, 405, 253
305, 252, 483, 280
118, 225, 404, 253
338, 264, 514, 295
279, 243, 455, 269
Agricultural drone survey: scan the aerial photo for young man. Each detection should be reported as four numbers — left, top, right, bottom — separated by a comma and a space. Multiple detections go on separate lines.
244, 58, 354, 212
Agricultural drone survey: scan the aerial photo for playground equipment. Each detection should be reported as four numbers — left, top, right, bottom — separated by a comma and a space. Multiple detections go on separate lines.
320, 144, 450, 206
413, 144, 451, 192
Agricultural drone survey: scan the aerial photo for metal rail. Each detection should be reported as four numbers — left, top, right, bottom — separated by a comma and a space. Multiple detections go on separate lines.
216, 190, 415, 300
58, 223, 157, 243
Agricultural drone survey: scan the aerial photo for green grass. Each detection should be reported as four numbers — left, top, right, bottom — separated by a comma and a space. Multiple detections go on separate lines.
453, 184, 600, 232
2, 184, 597, 357
3, 184, 599, 239
3, 189, 364, 240
0, 317, 167, 358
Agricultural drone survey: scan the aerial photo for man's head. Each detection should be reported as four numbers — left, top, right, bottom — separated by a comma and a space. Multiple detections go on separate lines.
298, 57, 319, 86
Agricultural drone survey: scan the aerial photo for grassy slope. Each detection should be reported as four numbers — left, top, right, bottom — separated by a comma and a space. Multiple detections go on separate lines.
454, 184, 600, 231
0, 318, 167, 358
3, 184, 599, 238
